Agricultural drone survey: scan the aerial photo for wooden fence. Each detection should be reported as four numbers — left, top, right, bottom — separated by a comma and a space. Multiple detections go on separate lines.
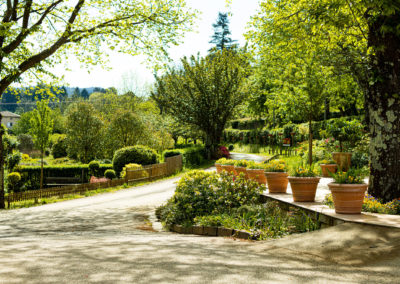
267, 147, 297, 157
6, 155, 183, 208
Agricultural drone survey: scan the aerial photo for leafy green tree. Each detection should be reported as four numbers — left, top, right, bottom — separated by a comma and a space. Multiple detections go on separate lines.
209, 12, 237, 50
0, 0, 196, 208
152, 49, 249, 158
247, 0, 400, 201
65, 102, 103, 163
30, 101, 54, 188
109, 110, 145, 148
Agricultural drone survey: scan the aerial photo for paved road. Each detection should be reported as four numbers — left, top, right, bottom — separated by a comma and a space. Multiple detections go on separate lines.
1, 161, 400, 283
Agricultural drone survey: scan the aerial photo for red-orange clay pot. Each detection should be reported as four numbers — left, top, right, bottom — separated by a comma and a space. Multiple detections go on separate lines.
288, 177, 321, 202
320, 164, 338, 178
247, 169, 267, 185
328, 183, 368, 214
215, 163, 222, 174
221, 164, 236, 175
235, 166, 248, 179
265, 172, 289, 193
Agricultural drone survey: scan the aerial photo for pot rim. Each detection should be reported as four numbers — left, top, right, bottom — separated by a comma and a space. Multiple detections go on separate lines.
328, 182, 368, 191
265, 171, 288, 174
288, 176, 320, 181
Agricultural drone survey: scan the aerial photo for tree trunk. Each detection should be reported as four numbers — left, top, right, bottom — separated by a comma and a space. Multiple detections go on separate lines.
308, 118, 313, 166
367, 11, 400, 202
324, 98, 330, 121
0, 114, 4, 209
40, 151, 44, 189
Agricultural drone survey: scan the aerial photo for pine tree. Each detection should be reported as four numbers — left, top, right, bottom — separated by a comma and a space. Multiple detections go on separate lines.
209, 12, 237, 51
81, 89, 89, 99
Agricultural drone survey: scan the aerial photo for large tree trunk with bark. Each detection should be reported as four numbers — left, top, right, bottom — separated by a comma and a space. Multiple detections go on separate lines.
367, 12, 400, 202
0, 114, 4, 209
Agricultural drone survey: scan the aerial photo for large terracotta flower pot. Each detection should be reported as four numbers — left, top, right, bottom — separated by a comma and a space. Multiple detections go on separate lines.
235, 166, 248, 179
288, 177, 321, 202
215, 163, 222, 174
247, 169, 267, 185
328, 183, 368, 214
332, 152, 352, 171
221, 164, 236, 175
320, 164, 338, 177
265, 172, 289, 193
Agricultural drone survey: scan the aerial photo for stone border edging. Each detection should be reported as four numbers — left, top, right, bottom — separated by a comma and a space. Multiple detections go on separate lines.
171, 224, 256, 240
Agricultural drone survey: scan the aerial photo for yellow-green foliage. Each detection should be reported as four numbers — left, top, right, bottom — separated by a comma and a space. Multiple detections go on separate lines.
264, 159, 287, 172
7, 172, 21, 192
120, 163, 149, 179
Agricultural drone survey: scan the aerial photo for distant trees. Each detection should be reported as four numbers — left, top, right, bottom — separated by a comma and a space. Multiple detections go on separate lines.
209, 12, 237, 50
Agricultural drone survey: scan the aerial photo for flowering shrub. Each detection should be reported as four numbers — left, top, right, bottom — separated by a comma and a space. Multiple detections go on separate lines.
290, 164, 318, 177
215, 158, 227, 164
155, 170, 264, 227
217, 145, 230, 158
264, 159, 287, 172
330, 168, 365, 184
234, 159, 249, 167
324, 193, 400, 215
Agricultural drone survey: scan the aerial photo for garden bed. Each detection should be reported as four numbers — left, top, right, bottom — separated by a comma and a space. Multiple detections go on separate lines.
156, 170, 320, 240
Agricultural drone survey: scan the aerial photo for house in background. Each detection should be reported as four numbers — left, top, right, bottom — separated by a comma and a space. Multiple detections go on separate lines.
0, 111, 20, 128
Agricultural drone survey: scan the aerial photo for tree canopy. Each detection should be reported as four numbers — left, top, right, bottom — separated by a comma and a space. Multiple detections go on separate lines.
152, 49, 249, 157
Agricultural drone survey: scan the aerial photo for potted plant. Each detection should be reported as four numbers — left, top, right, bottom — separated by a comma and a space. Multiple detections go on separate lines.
328, 169, 368, 214
326, 118, 363, 171
264, 159, 289, 193
234, 159, 249, 178
288, 164, 320, 202
246, 162, 267, 185
318, 159, 338, 177
215, 158, 226, 173
220, 159, 236, 175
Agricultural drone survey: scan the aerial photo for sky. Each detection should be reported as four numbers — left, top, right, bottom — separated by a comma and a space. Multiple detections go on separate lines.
53, 0, 261, 92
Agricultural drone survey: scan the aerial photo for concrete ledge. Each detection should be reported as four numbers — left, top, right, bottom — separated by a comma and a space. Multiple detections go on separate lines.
261, 191, 400, 229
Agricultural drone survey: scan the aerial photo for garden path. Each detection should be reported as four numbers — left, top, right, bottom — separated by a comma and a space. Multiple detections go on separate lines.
0, 154, 399, 283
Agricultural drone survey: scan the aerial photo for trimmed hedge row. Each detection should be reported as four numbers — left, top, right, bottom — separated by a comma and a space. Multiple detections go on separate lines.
163, 146, 205, 167
16, 164, 113, 190
224, 117, 363, 145
112, 145, 159, 175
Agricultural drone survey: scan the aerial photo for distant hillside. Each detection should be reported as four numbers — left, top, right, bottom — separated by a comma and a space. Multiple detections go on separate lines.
64, 87, 106, 96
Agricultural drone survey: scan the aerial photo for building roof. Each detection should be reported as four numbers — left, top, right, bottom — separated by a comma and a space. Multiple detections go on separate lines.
0, 111, 20, 118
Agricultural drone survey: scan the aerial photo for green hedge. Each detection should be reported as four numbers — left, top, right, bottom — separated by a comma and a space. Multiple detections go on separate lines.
16, 164, 113, 191
223, 117, 363, 145
163, 146, 205, 167
112, 145, 159, 175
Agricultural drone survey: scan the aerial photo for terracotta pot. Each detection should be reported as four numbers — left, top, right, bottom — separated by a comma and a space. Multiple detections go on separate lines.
288, 177, 320, 202
221, 164, 236, 175
215, 163, 222, 173
320, 164, 338, 177
235, 166, 248, 179
247, 169, 267, 185
265, 172, 289, 193
328, 183, 368, 214
332, 152, 352, 171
